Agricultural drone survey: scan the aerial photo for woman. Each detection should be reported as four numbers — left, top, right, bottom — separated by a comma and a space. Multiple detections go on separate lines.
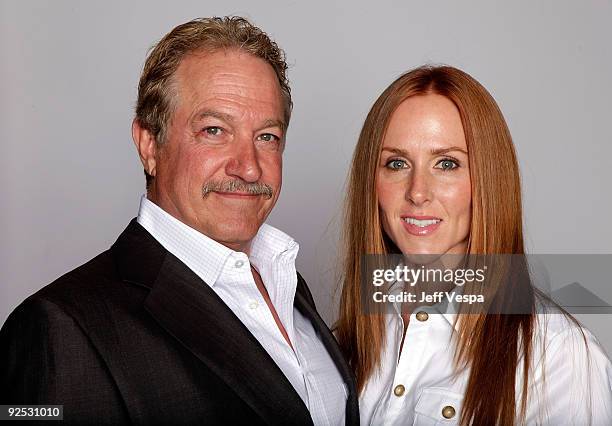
335, 65, 612, 425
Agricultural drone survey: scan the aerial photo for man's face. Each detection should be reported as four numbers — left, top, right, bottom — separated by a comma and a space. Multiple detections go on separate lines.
135, 49, 286, 253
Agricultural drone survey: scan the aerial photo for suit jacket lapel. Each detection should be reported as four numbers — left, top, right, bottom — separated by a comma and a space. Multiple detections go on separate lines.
113, 221, 313, 426
293, 279, 360, 426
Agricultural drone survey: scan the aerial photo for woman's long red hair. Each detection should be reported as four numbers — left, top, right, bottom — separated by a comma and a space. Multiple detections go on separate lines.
335, 65, 535, 425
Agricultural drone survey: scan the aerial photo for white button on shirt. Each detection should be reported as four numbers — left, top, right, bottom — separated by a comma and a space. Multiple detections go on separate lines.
136, 196, 347, 426
360, 287, 612, 425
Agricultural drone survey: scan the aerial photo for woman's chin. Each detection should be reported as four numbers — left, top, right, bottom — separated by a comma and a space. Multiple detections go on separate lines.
400, 251, 445, 266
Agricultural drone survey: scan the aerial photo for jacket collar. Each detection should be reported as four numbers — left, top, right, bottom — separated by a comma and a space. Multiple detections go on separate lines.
111, 220, 359, 425
112, 219, 314, 425
294, 274, 360, 425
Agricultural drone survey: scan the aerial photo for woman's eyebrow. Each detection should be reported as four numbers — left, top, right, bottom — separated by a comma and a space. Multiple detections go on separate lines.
430, 146, 468, 155
381, 147, 408, 156
381, 146, 468, 156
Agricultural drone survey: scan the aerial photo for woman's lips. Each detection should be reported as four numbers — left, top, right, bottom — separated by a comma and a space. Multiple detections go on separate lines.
401, 216, 442, 236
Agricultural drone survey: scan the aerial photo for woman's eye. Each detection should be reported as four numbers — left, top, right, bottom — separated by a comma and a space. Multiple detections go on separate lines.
257, 133, 280, 142
203, 126, 223, 136
436, 159, 459, 171
386, 159, 407, 170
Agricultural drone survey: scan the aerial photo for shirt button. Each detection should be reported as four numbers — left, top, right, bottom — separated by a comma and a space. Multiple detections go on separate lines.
235, 260, 244, 268
393, 384, 405, 397
442, 405, 456, 419
415, 311, 429, 322
249, 301, 258, 310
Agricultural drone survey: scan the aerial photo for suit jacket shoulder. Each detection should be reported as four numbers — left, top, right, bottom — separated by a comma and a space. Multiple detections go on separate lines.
0, 251, 133, 422
1, 220, 359, 425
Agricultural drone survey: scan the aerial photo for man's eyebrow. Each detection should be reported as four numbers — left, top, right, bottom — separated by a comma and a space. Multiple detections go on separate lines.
258, 119, 286, 133
191, 110, 234, 123
191, 110, 286, 132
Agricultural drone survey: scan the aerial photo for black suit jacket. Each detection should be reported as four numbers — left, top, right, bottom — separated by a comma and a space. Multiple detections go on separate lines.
0, 220, 359, 425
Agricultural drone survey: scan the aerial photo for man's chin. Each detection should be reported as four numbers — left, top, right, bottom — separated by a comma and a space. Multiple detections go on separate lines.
204, 225, 263, 252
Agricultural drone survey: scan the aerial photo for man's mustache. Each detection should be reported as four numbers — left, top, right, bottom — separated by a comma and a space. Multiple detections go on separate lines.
202, 179, 274, 199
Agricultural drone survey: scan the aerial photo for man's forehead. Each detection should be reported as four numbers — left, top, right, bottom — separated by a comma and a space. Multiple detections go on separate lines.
176, 49, 281, 92
174, 50, 284, 120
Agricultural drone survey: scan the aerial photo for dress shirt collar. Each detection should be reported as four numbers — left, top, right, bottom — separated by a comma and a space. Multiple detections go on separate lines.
387, 268, 459, 331
250, 219, 299, 268
136, 195, 299, 288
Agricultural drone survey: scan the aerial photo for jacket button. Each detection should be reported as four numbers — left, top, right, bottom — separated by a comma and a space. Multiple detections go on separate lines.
442, 405, 456, 419
393, 384, 405, 397
416, 311, 429, 321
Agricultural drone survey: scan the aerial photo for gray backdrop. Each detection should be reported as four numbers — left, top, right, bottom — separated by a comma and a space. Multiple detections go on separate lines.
2, 0, 611, 354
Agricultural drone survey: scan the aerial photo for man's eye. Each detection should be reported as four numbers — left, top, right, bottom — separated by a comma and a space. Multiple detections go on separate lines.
385, 159, 407, 170
203, 127, 223, 136
435, 159, 459, 171
257, 133, 280, 142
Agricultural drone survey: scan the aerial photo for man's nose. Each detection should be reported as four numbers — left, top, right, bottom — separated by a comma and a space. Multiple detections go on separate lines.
224, 135, 263, 183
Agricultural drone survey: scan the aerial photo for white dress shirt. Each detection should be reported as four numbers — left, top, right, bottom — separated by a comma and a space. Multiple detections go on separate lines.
360, 286, 612, 425
136, 196, 346, 426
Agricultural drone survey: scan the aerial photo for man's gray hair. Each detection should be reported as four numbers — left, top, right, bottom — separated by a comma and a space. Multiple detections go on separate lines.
135, 16, 292, 188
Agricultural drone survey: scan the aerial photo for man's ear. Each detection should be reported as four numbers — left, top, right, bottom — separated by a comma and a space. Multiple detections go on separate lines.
132, 119, 158, 178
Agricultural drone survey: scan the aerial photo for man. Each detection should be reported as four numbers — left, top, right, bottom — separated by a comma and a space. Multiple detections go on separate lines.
0, 17, 358, 425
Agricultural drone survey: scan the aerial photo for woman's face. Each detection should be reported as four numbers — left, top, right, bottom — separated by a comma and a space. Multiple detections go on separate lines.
376, 93, 471, 257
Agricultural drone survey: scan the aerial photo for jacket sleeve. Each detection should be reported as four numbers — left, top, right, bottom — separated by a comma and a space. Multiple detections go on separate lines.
0, 297, 129, 424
